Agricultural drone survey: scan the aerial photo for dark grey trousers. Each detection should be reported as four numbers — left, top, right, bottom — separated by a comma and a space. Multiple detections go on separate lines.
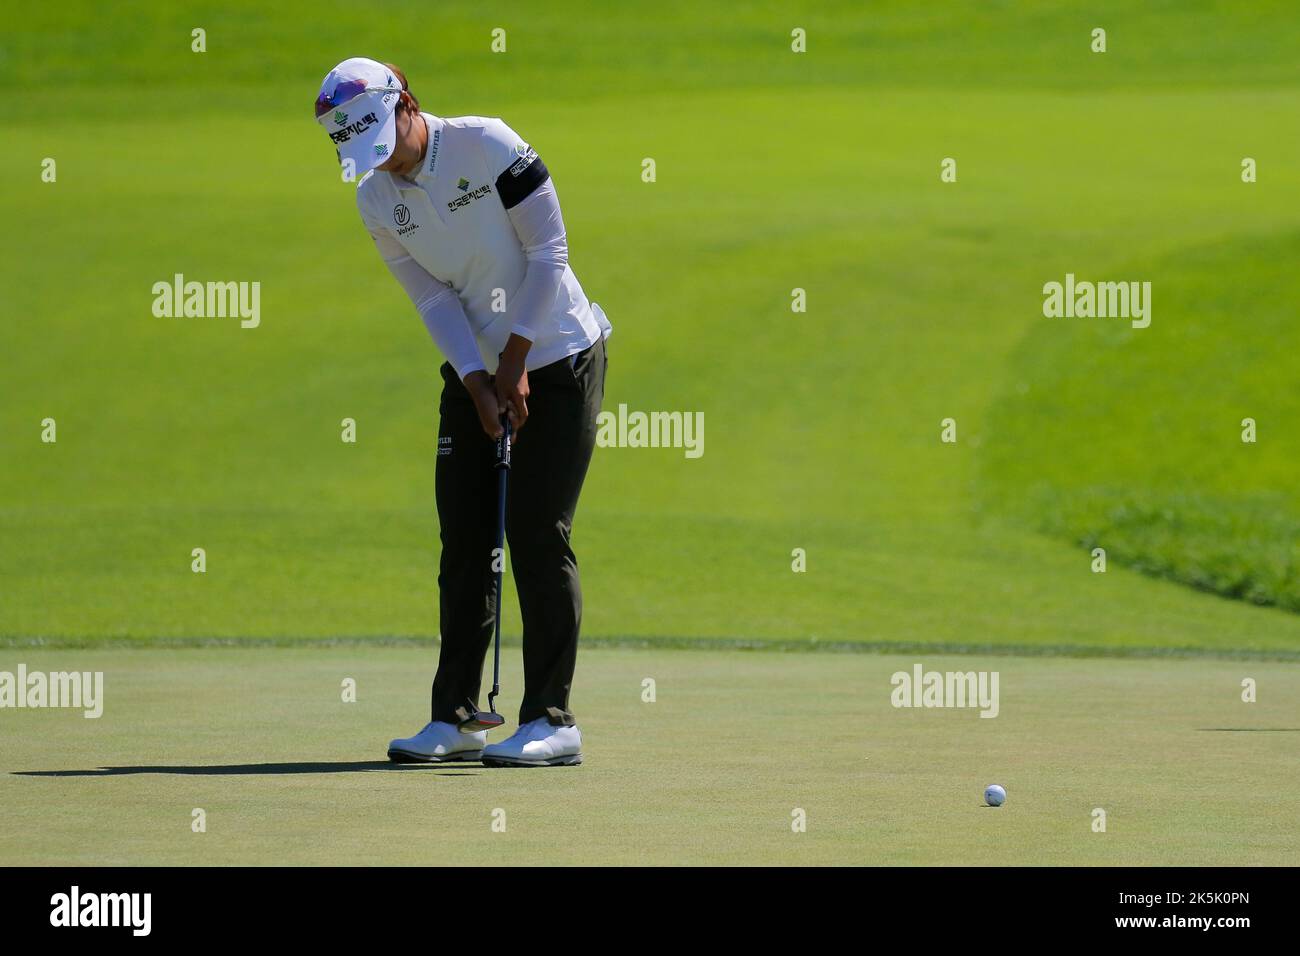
430, 336, 607, 727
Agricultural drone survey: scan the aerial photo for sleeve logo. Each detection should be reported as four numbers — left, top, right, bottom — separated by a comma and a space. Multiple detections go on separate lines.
508, 146, 539, 177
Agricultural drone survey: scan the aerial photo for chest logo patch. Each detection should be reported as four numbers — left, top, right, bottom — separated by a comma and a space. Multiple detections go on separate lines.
448, 178, 492, 212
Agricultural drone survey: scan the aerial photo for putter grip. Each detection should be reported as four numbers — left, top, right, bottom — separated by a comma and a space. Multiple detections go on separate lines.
496, 418, 512, 469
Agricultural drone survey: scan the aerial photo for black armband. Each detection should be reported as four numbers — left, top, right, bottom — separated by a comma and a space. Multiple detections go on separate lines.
495, 147, 550, 209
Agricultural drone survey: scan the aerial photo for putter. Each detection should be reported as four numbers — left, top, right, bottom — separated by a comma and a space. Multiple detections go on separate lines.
458, 415, 512, 733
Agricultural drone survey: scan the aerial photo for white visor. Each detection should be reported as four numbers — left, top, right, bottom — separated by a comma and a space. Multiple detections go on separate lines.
315, 58, 403, 178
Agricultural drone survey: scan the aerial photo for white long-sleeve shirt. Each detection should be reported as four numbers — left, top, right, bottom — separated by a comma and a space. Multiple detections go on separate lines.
357, 113, 611, 378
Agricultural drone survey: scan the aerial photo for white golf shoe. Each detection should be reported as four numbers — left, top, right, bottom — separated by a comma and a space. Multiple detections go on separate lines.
481, 717, 583, 767
387, 720, 486, 763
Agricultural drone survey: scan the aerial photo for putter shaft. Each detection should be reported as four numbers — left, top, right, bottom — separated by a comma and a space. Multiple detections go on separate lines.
488, 418, 512, 715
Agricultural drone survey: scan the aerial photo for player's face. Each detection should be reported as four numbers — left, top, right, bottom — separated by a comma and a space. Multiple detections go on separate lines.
376, 105, 416, 174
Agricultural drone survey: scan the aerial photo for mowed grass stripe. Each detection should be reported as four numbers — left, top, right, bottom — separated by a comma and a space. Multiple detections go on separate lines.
3, 634, 1299, 662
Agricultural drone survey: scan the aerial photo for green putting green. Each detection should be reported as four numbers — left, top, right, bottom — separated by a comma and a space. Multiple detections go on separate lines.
2, 647, 1296, 865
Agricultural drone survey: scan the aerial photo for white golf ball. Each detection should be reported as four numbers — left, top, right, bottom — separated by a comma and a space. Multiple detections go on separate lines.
984, 784, 1006, 807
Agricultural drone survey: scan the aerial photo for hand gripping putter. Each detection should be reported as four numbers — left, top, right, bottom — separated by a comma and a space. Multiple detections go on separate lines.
458, 416, 512, 733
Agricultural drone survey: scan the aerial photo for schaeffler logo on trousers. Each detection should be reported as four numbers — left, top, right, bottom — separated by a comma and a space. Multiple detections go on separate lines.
151, 273, 261, 328
890, 664, 999, 718
0, 665, 103, 718
50, 886, 151, 936
595, 404, 704, 459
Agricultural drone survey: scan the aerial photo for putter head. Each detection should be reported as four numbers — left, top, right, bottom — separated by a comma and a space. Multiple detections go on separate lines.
458, 710, 506, 733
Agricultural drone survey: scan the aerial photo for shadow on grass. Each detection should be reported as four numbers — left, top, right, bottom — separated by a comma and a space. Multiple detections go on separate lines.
1196, 728, 1300, 732
13, 761, 481, 777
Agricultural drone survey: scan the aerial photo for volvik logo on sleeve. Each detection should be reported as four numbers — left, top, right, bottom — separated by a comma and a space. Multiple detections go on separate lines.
393, 203, 419, 236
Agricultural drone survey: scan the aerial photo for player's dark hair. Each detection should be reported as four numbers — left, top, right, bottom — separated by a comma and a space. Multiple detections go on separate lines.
385, 63, 420, 114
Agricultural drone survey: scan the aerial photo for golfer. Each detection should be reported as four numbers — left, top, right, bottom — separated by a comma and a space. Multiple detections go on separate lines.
315, 58, 610, 766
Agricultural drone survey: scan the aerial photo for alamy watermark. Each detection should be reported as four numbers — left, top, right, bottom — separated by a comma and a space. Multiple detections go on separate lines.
1042, 273, 1150, 329
596, 403, 704, 458
152, 273, 260, 328
50, 886, 150, 936
890, 664, 999, 718
0, 665, 103, 718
